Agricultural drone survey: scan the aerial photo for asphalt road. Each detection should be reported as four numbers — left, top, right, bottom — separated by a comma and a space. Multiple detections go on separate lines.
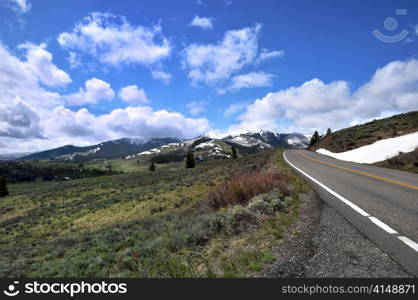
284, 150, 418, 276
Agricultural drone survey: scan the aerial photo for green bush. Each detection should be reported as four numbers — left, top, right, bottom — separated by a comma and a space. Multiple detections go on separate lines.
227, 205, 258, 234
248, 199, 274, 215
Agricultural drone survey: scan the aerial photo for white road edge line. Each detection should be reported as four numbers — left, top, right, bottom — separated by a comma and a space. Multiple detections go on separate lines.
398, 237, 418, 252
368, 217, 398, 234
283, 151, 370, 217
283, 151, 418, 253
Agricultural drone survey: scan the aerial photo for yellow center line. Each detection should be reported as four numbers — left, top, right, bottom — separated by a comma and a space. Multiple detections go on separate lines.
297, 151, 418, 191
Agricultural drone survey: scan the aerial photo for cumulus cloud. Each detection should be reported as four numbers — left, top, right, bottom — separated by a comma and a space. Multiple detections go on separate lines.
63, 78, 115, 106
151, 70, 172, 83
0, 41, 210, 154
8, 0, 31, 13
38, 106, 210, 148
118, 85, 148, 104
186, 101, 208, 116
0, 97, 41, 139
190, 16, 214, 30
231, 59, 418, 134
0, 43, 62, 110
182, 24, 261, 86
57, 12, 171, 69
220, 71, 275, 93
19, 43, 72, 87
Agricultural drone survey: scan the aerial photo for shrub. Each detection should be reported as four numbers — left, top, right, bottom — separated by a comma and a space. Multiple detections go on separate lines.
226, 205, 258, 234
270, 198, 286, 211
248, 199, 274, 215
208, 170, 291, 209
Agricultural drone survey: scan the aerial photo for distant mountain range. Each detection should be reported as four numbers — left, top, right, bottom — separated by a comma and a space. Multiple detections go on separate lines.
19, 137, 181, 161
16, 130, 309, 161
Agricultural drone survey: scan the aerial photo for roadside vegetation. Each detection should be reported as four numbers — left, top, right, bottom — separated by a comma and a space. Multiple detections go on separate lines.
373, 147, 418, 174
309, 111, 418, 174
0, 150, 309, 277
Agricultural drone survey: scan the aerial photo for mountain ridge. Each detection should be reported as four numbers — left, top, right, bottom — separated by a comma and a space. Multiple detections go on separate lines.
17, 130, 309, 161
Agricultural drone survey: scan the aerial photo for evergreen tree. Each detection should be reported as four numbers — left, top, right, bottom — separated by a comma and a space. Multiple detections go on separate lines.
326, 128, 332, 136
231, 146, 237, 160
149, 161, 156, 172
309, 130, 320, 147
186, 152, 195, 168
0, 176, 9, 197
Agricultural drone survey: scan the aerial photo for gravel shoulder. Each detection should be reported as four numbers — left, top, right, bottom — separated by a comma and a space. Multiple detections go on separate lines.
263, 191, 411, 277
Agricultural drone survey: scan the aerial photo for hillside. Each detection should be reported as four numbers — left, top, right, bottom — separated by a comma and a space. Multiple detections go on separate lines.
311, 111, 418, 173
18, 131, 309, 163
19, 137, 181, 161
0, 150, 309, 277
310, 111, 418, 153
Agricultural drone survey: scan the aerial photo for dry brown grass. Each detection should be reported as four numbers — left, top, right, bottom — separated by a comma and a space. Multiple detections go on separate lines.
208, 170, 292, 209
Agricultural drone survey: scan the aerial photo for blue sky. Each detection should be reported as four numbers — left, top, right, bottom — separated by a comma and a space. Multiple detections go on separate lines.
1, 0, 418, 153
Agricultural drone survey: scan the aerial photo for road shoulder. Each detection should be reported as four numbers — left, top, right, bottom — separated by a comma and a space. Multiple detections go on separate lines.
263, 191, 411, 277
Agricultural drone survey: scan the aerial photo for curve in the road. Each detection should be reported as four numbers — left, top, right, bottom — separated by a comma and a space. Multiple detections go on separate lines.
283, 150, 418, 276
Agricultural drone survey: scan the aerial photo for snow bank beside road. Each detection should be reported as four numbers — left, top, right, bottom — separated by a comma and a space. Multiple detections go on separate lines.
316, 132, 418, 164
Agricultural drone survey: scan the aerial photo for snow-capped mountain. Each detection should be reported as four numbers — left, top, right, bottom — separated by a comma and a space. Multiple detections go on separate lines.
126, 130, 309, 162
16, 130, 308, 162
19, 137, 181, 161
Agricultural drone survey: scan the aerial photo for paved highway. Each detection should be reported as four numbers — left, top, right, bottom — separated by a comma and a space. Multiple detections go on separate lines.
284, 150, 418, 276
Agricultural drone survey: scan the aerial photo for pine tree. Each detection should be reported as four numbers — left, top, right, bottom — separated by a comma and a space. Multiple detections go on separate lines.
0, 176, 9, 197
326, 128, 332, 136
309, 130, 320, 147
231, 146, 237, 160
149, 161, 156, 172
186, 152, 195, 168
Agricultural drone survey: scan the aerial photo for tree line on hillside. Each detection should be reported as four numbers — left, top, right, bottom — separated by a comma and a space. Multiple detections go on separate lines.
309, 128, 332, 147
0, 162, 118, 184
149, 146, 238, 171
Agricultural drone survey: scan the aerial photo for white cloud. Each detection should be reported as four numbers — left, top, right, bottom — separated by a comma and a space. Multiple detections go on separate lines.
0, 97, 41, 139
257, 49, 284, 63
231, 59, 418, 134
118, 85, 148, 104
186, 101, 208, 116
8, 0, 31, 13
35, 106, 210, 151
0, 43, 62, 110
57, 12, 171, 68
151, 70, 172, 83
0, 41, 211, 155
63, 78, 115, 106
190, 16, 214, 30
221, 71, 274, 93
182, 24, 262, 86
19, 43, 72, 87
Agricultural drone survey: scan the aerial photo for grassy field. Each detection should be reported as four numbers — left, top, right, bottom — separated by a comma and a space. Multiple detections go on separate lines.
0, 150, 309, 277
